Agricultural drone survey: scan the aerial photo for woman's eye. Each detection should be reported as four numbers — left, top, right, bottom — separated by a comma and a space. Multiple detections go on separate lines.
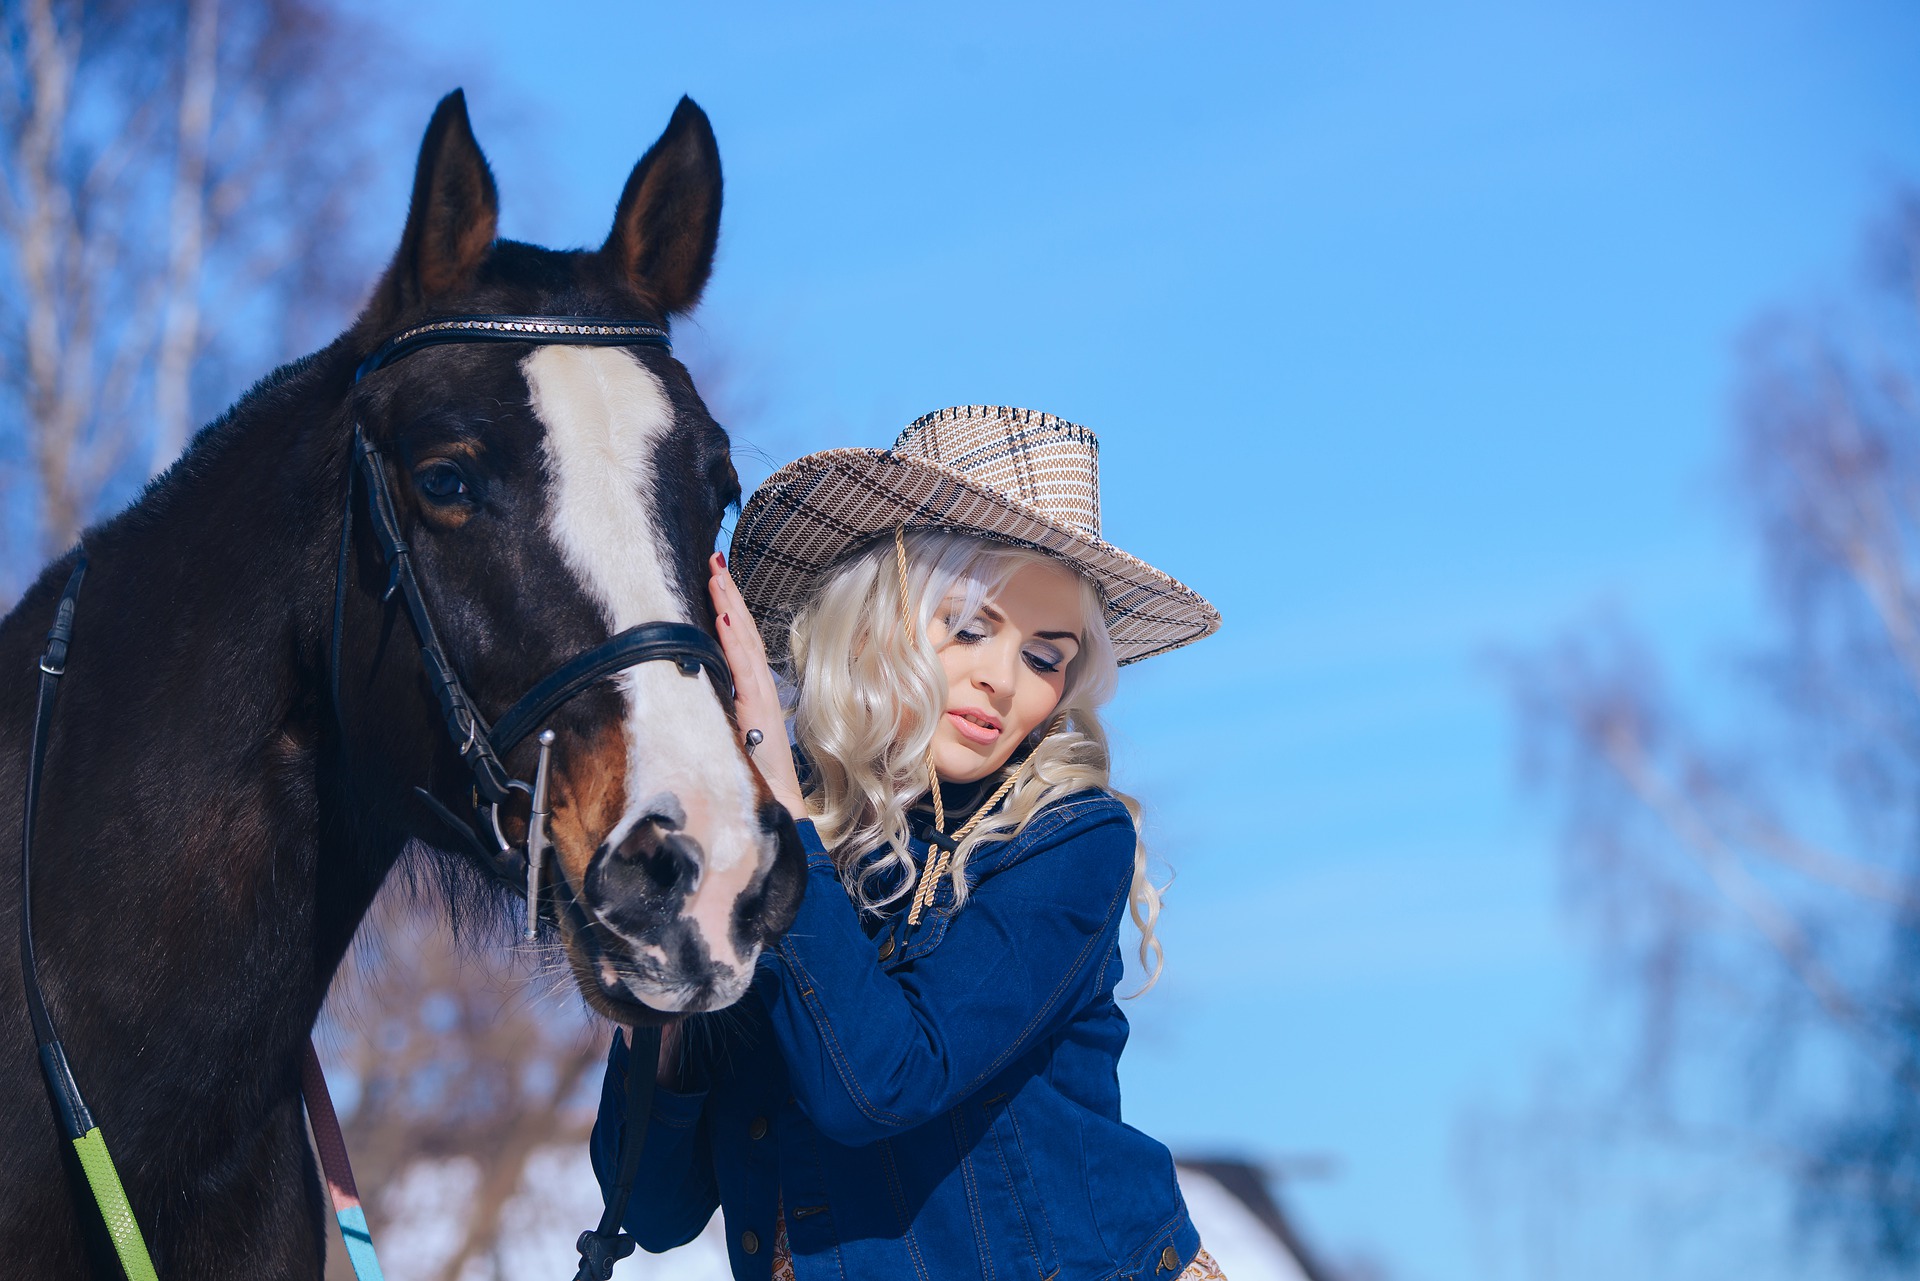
416, 462, 469, 503
1024, 649, 1063, 675
941, 613, 987, 644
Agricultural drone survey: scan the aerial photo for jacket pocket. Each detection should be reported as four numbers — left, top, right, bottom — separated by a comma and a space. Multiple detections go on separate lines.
982, 1093, 1061, 1280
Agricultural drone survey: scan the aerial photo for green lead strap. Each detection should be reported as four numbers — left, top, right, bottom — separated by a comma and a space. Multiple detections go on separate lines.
20, 555, 161, 1279
40, 1037, 160, 1281
71, 1127, 160, 1281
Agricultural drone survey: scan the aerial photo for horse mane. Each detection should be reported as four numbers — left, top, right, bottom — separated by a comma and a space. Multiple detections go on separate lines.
105, 340, 354, 551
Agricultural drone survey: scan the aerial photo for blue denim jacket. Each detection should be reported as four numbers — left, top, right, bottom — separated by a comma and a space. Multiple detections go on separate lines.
590, 788, 1200, 1280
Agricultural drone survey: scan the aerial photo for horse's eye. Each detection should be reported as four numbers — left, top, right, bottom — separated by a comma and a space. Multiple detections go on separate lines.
711, 456, 741, 513
415, 461, 469, 504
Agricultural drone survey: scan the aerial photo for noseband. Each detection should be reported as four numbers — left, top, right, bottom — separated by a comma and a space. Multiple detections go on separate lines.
330, 314, 735, 936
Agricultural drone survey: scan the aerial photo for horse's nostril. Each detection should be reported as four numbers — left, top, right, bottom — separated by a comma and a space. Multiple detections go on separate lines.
640, 839, 684, 893
587, 816, 707, 935
612, 816, 702, 896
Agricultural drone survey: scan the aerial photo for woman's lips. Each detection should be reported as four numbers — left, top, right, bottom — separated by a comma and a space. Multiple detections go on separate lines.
946, 709, 1001, 745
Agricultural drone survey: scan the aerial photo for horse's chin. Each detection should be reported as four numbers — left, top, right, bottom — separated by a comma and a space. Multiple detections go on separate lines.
628, 961, 756, 1013
575, 981, 668, 1026
557, 913, 755, 1024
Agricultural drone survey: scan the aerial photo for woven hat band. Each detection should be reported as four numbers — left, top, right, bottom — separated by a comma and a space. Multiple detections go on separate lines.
894, 407, 1101, 538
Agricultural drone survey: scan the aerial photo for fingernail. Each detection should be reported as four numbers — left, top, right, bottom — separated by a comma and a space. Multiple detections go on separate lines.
717, 552, 727, 568
721, 612, 730, 627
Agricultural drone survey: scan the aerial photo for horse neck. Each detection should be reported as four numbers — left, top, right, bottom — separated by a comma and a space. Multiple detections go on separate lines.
5, 344, 403, 1089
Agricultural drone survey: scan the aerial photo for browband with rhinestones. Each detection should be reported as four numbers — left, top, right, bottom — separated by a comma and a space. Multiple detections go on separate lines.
354, 314, 672, 383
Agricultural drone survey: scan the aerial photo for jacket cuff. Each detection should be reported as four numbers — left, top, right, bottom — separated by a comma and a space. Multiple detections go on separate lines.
794, 817, 834, 871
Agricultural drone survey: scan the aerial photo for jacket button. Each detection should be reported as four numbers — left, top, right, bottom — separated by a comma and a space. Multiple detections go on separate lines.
742, 1229, 760, 1255
1159, 1245, 1181, 1272
877, 934, 896, 960
748, 1116, 768, 1140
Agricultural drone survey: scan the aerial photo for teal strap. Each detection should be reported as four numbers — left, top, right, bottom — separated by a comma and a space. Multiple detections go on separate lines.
71, 1127, 160, 1281
302, 1041, 387, 1281
333, 1205, 385, 1281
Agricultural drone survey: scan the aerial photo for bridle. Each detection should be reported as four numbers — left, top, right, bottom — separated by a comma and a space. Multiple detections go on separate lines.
330, 313, 725, 1279
331, 314, 735, 939
14, 313, 718, 1281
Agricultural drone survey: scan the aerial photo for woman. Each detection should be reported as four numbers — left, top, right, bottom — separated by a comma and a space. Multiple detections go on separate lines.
591, 405, 1223, 1280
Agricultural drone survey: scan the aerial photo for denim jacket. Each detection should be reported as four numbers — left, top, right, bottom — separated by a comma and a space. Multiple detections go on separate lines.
590, 788, 1200, 1281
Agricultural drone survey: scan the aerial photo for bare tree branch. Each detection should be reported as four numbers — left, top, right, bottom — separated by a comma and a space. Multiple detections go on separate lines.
1598, 721, 1898, 1071
0, 0, 397, 588
1730, 809, 1920, 916
149, 0, 215, 475
1506, 193, 1920, 1273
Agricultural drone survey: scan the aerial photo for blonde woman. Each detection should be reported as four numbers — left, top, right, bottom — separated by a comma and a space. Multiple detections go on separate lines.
591, 407, 1224, 1280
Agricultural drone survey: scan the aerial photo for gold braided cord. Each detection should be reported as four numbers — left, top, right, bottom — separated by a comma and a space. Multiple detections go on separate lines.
893, 523, 917, 649
907, 761, 1027, 926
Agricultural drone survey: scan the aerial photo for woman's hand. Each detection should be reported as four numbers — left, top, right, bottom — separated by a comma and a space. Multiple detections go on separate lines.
708, 552, 807, 821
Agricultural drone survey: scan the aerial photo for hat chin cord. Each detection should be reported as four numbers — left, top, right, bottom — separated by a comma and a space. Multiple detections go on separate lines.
894, 526, 1063, 926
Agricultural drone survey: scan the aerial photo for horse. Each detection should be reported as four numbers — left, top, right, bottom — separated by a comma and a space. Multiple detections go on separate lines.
0, 90, 805, 1277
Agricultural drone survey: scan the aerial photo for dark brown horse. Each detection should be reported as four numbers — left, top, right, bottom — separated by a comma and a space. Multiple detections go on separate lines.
0, 91, 804, 1277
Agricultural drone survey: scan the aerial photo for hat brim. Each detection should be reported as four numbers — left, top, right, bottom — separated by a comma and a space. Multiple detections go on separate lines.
728, 448, 1221, 666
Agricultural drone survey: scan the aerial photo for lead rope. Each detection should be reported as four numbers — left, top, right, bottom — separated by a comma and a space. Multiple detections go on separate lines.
574, 1024, 662, 1280
302, 1044, 386, 1280
894, 527, 1046, 928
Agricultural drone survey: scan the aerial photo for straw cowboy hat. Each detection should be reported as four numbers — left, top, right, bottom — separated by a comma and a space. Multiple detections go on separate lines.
727, 405, 1222, 666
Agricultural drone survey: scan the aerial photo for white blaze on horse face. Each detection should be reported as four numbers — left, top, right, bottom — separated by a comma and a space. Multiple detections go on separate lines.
525, 345, 763, 1008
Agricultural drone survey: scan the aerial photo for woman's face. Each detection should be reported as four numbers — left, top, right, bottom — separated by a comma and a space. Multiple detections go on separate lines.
927, 558, 1086, 784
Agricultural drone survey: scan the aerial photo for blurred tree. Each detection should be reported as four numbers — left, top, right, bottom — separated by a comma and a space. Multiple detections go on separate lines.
316, 878, 609, 1281
0, 0, 386, 582
1507, 196, 1920, 1273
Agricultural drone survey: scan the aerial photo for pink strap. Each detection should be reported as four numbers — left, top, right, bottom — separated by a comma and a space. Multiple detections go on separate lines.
301, 1039, 363, 1213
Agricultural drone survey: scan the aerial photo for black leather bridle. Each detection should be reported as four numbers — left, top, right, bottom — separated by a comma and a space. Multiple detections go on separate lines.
329, 314, 736, 937
336, 316, 719, 1279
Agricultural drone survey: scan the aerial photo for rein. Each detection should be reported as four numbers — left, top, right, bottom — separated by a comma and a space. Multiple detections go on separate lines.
18, 313, 724, 1280
17, 555, 158, 1281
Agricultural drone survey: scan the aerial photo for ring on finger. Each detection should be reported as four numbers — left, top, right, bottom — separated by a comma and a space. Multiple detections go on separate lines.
744, 728, 765, 757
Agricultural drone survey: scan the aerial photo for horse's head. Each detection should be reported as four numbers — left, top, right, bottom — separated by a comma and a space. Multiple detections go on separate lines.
343, 92, 802, 1022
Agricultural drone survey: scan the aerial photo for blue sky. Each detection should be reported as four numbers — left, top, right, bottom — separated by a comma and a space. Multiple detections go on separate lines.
352, 3, 1920, 1277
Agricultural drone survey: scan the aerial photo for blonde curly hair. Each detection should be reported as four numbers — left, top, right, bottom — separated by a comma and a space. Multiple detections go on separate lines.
781, 529, 1164, 992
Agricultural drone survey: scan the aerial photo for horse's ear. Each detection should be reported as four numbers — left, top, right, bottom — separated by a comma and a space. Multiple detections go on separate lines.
370, 90, 499, 320
601, 96, 722, 316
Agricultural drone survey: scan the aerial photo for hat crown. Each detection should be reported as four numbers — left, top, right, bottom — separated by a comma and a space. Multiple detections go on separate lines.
729, 403, 1220, 665
893, 406, 1101, 539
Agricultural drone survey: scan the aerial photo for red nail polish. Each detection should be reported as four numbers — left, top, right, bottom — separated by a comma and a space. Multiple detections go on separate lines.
718, 552, 727, 569
721, 612, 731, 627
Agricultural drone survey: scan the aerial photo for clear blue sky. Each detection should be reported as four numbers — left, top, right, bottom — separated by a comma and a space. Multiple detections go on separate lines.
349, 3, 1920, 1276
